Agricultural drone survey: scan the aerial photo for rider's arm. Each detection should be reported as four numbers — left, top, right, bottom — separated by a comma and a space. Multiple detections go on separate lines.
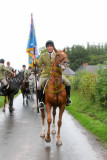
2, 65, 13, 74
33, 55, 43, 68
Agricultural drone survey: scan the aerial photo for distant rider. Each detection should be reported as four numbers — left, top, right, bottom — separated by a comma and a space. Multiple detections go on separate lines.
21, 64, 26, 72
5, 61, 14, 77
0, 59, 13, 92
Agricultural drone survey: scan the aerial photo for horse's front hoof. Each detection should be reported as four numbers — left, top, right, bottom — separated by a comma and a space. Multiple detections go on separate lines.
40, 133, 45, 138
56, 140, 62, 146
45, 136, 51, 143
2, 108, 5, 112
51, 129, 56, 134
10, 112, 14, 116
12, 107, 15, 111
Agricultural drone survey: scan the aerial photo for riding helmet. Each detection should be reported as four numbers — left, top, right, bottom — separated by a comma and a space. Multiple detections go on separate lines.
22, 65, 26, 67
28, 66, 32, 69
46, 40, 54, 48
0, 59, 5, 64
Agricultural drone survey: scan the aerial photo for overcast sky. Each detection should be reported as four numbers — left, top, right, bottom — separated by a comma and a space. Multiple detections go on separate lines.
0, 0, 107, 69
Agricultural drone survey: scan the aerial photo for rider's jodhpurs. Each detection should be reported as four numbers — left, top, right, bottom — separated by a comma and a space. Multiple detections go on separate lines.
0, 79, 8, 86
37, 75, 70, 90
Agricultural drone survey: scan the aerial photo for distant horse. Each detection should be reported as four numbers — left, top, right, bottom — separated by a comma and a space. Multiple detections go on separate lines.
0, 71, 24, 115
40, 48, 69, 145
20, 75, 30, 105
2, 70, 17, 112
28, 73, 36, 101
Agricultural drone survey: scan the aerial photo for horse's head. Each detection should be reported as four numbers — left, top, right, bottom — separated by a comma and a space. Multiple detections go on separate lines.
54, 47, 69, 70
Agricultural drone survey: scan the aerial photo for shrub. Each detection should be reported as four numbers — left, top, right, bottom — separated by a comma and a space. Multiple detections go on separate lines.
95, 67, 107, 108
69, 75, 80, 90
78, 71, 97, 99
69, 68, 107, 108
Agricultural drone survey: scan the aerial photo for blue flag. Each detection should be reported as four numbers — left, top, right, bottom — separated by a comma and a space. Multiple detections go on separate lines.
26, 14, 39, 68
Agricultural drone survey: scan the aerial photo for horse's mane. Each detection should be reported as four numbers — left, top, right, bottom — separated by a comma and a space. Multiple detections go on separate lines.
14, 71, 24, 78
7, 72, 24, 84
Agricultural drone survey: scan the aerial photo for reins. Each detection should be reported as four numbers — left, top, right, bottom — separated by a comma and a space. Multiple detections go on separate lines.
55, 55, 68, 66
45, 54, 66, 95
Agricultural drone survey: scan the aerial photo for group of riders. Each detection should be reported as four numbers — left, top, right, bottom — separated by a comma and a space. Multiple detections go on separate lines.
0, 40, 71, 107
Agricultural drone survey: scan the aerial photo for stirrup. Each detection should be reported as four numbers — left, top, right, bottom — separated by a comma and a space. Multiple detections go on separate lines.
38, 102, 45, 109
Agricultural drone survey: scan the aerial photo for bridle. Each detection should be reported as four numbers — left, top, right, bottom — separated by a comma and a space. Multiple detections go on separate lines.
55, 54, 69, 68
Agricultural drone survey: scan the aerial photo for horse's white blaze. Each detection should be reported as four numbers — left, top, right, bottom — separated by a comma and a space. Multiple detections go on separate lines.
61, 65, 66, 70
61, 52, 65, 54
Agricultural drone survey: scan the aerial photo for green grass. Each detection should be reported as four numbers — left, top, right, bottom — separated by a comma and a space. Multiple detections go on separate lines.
0, 90, 21, 108
66, 91, 107, 148
0, 96, 5, 108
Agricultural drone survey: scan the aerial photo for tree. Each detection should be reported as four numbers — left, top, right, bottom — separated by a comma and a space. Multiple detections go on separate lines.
66, 45, 90, 71
39, 46, 47, 54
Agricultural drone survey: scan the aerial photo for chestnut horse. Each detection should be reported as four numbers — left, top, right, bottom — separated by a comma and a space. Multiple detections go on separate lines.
40, 48, 69, 146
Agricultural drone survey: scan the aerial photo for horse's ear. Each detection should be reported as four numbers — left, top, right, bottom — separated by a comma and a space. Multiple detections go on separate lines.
54, 47, 57, 53
63, 48, 66, 53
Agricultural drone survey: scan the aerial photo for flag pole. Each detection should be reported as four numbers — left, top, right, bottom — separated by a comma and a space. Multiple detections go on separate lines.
31, 13, 39, 113
33, 47, 39, 113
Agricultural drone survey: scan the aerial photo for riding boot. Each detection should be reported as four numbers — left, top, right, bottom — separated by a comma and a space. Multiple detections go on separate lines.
0, 84, 6, 91
38, 89, 45, 109
66, 86, 72, 106
37, 89, 43, 102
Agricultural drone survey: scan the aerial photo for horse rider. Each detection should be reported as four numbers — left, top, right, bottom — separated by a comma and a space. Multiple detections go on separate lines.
33, 40, 71, 106
28, 69, 35, 100
21, 64, 26, 72
0, 59, 13, 92
5, 61, 14, 77
24, 66, 32, 80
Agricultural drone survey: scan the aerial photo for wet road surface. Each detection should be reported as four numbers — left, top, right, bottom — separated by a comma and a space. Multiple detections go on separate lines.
0, 94, 107, 160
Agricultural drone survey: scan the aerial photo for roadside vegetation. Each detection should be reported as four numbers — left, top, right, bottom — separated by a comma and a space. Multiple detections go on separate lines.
0, 90, 21, 108
66, 67, 107, 148
66, 43, 107, 71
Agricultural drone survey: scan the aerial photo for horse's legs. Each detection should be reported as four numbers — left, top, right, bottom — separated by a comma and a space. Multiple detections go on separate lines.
31, 91, 34, 101
26, 94, 28, 104
9, 94, 14, 115
40, 108, 45, 137
23, 94, 25, 105
2, 96, 6, 112
45, 103, 52, 142
8, 96, 15, 111
52, 107, 56, 134
56, 105, 65, 146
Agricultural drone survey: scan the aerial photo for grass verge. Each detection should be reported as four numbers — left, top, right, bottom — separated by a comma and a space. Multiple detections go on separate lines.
66, 91, 107, 148
0, 90, 21, 108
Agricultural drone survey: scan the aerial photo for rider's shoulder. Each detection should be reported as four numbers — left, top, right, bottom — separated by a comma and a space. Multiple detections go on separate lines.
40, 52, 48, 57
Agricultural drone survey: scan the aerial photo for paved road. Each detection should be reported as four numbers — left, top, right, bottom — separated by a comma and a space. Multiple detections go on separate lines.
0, 94, 107, 160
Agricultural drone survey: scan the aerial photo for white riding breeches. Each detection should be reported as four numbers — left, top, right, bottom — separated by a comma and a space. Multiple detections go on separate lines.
0, 79, 8, 86
37, 75, 70, 90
